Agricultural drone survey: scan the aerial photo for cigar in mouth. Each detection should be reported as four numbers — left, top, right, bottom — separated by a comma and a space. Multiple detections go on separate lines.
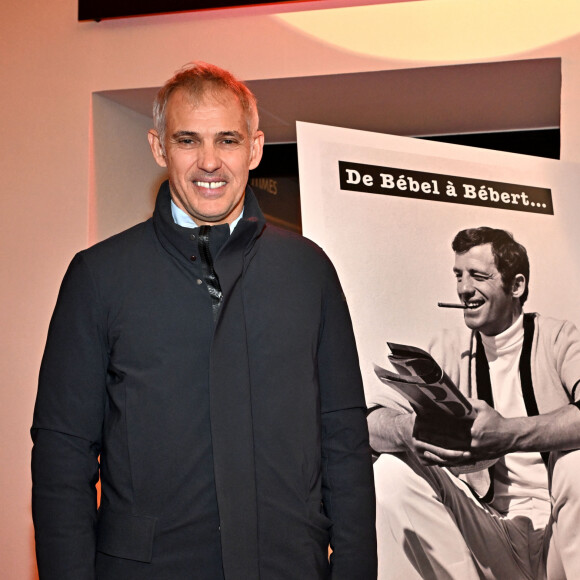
437, 302, 468, 309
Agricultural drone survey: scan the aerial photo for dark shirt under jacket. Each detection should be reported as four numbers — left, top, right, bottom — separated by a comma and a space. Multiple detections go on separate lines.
32, 181, 377, 580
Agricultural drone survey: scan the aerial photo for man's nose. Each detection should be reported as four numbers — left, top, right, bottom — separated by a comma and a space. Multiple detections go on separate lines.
198, 144, 221, 172
457, 277, 474, 297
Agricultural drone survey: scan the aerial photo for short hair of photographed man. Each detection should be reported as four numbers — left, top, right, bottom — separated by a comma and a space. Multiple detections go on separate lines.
452, 226, 530, 305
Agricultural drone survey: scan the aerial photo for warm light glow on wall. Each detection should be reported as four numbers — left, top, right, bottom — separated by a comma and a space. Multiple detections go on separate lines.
276, 0, 580, 62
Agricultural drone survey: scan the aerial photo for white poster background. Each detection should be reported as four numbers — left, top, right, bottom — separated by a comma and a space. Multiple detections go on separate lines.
297, 121, 580, 404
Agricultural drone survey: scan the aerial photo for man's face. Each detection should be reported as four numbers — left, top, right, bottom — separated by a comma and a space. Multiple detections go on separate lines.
453, 243, 523, 337
148, 88, 264, 226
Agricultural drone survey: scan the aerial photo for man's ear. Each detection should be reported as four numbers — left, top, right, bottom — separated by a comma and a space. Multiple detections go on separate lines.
248, 130, 265, 171
512, 273, 526, 299
148, 130, 167, 168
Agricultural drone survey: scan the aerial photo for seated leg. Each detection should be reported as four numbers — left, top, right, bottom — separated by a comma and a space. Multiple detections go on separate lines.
374, 452, 482, 580
374, 452, 542, 580
546, 449, 580, 579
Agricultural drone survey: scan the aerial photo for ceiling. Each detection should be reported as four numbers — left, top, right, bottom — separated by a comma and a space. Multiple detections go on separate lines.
98, 57, 560, 143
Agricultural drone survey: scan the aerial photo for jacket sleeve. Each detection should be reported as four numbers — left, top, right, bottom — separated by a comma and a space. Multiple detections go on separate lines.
317, 261, 377, 579
31, 253, 108, 580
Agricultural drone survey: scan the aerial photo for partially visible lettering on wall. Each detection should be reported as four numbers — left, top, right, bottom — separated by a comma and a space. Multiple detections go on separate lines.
250, 177, 278, 195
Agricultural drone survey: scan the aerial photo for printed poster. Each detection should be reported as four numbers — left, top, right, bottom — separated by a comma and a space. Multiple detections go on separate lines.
297, 121, 580, 405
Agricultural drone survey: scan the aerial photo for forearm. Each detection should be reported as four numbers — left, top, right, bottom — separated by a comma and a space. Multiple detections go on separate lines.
367, 406, 414, 453
416, 402, 580, 468
504, 404, 580, 453
32, 428, 99, 580
321, 407, 377, 580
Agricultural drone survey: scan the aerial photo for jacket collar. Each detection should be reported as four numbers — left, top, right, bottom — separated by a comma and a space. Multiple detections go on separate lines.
152, 180, 266, 263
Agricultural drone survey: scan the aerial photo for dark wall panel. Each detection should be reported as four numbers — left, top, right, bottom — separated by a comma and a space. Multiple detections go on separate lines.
79, 0, 315, 21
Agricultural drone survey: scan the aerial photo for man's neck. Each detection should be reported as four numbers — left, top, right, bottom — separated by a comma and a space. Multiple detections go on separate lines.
480, 313, 524, 351
170, 200, 243, 233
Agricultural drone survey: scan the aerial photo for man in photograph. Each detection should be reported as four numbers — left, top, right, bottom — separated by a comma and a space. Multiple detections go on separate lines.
31, 62, 377, 580
368, 226, 580, 579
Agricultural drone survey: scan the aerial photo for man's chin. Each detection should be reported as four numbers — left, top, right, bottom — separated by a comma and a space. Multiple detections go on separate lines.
463, 311, 484, 332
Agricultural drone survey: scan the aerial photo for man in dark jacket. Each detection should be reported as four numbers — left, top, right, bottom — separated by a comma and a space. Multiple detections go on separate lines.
31, 62, 377, 579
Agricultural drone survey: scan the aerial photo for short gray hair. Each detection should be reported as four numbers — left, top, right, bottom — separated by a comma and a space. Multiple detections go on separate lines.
153, 61, 259, 145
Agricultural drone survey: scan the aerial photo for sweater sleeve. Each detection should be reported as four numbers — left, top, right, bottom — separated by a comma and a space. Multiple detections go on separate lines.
317, 261, 377, 580
553, 319, 580, 400
32, 253, 108, 580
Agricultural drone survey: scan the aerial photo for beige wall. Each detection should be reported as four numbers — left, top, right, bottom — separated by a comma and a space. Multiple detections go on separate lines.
1, 0, 579, 577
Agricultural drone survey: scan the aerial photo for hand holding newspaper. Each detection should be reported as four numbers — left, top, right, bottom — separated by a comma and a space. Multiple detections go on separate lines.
374, 342, 476, 450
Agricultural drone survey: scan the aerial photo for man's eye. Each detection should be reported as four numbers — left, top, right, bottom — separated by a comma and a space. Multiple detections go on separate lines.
171, 137, 198, 147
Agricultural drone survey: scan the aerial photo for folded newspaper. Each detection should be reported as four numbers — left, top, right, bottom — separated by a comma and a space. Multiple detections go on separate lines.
374, 342, 476, 450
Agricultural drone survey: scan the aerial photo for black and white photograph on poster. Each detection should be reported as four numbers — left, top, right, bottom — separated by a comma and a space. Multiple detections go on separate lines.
297, 121, 580, 580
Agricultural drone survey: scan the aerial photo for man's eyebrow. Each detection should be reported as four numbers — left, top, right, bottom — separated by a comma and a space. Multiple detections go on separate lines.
170, 130, 199, 140
216, 130, 244, 140
169, 130, 245, 140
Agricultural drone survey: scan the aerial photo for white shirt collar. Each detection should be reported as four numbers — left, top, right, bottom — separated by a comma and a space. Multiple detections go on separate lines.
170, 199, 243, 233
480, 313, 524, 352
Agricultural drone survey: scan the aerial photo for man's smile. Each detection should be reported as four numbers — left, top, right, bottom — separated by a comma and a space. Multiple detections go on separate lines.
193, 180, 227, 189
464, 299, 485, 310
